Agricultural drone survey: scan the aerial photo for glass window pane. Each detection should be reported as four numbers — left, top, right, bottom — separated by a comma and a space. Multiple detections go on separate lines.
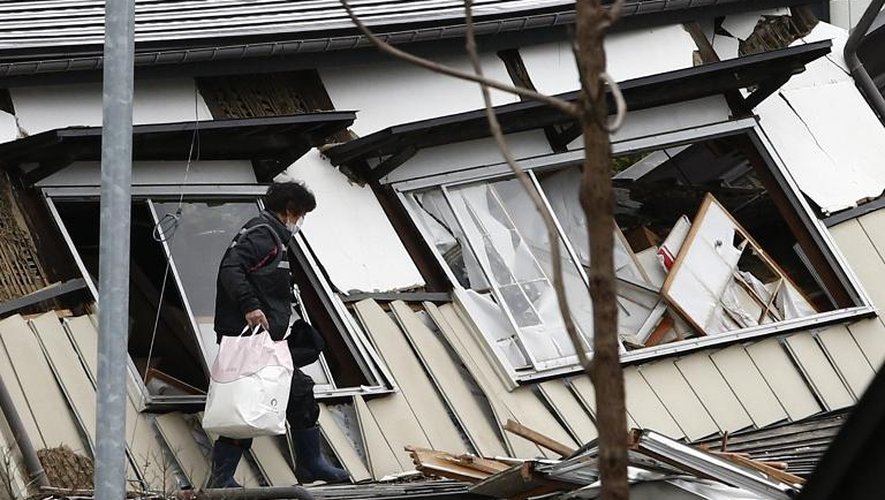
153, 200, 259, 364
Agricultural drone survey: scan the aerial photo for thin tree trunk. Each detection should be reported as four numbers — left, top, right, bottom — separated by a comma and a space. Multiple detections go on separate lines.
575, 0, 630, 499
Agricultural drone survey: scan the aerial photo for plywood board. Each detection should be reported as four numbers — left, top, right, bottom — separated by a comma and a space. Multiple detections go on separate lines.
30, 313, 98, 452
847, 318, 885, 371
424, 302, 539, 458
745, 338, 821, 421
353, 395, 404, 479
675, 352, 752, 433
815, 326, 875, 400
249, 436, 297, 486
317, 404, 371, 482
710, 345, 788, 427
393, 301, 506, 457
354, 300, 466, 453
538, 380, 597, 445
623, 368, 683, 439
154, 413, 210, 488
784, 334, 854, 411
638, 361, 718, 441
0, 316, 84, 452
431, 303, 565, 458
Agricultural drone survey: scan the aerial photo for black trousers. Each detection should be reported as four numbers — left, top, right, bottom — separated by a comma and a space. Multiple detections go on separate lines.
287, 366, 319, 431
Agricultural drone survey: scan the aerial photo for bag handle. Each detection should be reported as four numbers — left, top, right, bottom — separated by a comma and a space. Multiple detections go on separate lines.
238, 324, 265, 337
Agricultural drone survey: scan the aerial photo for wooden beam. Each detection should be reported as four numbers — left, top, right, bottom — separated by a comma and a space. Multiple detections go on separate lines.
504, 419, 576, 457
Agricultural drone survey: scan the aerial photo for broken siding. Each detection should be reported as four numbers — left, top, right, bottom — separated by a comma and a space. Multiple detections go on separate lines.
284, 149, 424, 293
320, 52, 519, 137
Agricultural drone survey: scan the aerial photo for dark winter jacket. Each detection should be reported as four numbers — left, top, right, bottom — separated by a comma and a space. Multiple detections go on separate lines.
214, 210, 293, 342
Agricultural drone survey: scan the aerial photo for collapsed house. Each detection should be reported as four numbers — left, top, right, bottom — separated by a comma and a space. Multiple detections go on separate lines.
0, 0, 883, 498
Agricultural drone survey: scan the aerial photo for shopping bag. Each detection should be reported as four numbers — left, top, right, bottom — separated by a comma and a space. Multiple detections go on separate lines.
202, 325, 294, 438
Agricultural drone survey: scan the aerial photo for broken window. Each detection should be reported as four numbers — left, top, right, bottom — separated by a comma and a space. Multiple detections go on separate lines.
401, 130, 860, 381
46, 190, 394, 406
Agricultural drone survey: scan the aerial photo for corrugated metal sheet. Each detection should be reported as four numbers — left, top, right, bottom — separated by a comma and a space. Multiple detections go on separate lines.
0, 0, 575, 49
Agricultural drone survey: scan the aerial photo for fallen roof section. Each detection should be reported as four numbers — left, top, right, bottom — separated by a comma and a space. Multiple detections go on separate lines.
325, 40, 832, 181
0, 111, 356, 185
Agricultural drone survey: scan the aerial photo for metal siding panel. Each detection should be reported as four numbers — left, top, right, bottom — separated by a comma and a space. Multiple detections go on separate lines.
250, 436, 297, 486
847, 318, 885, 370
30, 313, 98, 452
623, 367, 683, 439
0, 324, 43, 448
833, 216, 885, 307
784, 333, 854, 411
0, 315, 85, 452
709, 345, 788, 428
538, 380, 598, 444
354, 300, 466, 453
638, 361, 719, 441
317, 403, 372, 482
817, 325, 876, 399
154, 413, 210, 488
675, 353, 753, 433
429, 303, 556, 458
568, 376, 640, 429
395, 301, 507, 457
353, 394, 405, 479
745, 338, 821, 421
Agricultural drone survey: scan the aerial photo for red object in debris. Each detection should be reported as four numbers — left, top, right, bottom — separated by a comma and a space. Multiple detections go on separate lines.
658, 246, 677, 270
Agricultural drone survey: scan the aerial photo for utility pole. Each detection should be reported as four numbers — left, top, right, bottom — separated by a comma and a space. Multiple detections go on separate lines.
94, 0, 135, 498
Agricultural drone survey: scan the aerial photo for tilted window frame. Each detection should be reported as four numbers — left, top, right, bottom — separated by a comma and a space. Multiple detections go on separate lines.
393, 118, 876, 383
42, 184, 396, 408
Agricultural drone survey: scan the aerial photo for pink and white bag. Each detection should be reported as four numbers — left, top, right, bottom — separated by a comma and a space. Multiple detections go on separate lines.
202, 326, 293, 438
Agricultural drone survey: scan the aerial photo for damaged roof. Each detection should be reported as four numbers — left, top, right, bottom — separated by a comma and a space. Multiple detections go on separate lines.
0, 0, 812, 79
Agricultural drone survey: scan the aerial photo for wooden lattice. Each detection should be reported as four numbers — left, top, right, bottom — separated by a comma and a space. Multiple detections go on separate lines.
0, 171, 48, 302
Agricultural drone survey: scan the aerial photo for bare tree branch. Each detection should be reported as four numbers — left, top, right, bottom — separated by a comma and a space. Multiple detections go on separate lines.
463, 0, 593, 372
338, 0, 580, 118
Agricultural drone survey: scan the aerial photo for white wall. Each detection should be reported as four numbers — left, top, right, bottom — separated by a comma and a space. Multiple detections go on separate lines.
755, 22, 885, 214
385, 130, 552, 184
320, 52, 520, 137
519, 24, 696, 95
10, 78, 212, 136
829, 0, 877, 30
35, 160, 257, 187
283, 149, 425, 294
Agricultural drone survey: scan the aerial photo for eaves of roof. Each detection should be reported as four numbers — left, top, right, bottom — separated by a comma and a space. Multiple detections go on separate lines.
0, 0, 810, 80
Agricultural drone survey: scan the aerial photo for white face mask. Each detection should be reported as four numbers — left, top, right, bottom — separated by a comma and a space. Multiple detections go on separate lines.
286, 217, 304, 235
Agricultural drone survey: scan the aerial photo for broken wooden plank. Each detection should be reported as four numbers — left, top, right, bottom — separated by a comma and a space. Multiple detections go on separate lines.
392, 301, 507, 457
503, 420, 575, 457
407, 447, 490, 482
353, 395, 405, 479
469, 462, 574, 499
354, 300, 465, 454
317, 403, 371, 483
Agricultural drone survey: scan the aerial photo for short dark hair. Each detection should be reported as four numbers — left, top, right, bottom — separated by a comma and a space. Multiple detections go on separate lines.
265, 181, 316, 216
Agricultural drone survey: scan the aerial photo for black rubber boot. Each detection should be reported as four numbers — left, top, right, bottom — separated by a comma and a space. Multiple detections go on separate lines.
293, 427, 350, 484
207, 439, 244, 488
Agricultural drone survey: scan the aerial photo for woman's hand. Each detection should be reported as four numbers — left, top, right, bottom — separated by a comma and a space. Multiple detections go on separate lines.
245, 309, 269, 331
